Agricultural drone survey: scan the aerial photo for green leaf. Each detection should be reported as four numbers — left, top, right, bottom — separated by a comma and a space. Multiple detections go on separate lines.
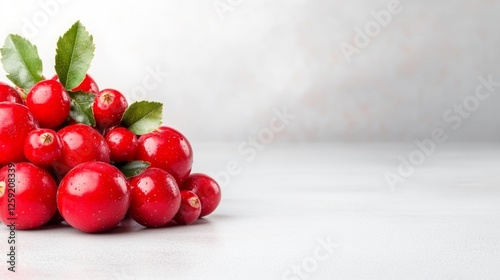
55, 21, 95, 90
118, 161, 150, 178
69, 91, 96, 126
0, 34, 43, 92
122, 101, 163, 135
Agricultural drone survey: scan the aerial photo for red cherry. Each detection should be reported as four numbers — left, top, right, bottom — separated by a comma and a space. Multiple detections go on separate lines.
52, 74, 99, 94
93, 89, 128, 129
0, 82, 23, 104
128, 168, 181, 227
174, 190, 201, 225
135, 126, 193, 183
24, 128, 62, 166
0, 103, 38, 165
73, 74, 99, 94
0, 163, 57, 230
57, 162, 130, 233
53, 124, 110, 176
180, 173, 221, 217
26, 80, 70, 129
105, 127, 138, 162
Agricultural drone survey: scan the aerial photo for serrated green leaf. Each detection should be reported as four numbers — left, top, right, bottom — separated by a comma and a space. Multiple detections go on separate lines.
118, 161, 150, 178
55, 21, 95, 90
69, 91, 96, 126
0, 34, 43, 92
122, 101, 163, 135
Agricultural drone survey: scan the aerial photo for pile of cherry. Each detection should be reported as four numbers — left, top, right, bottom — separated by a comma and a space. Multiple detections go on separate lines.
0, 22, 220, 233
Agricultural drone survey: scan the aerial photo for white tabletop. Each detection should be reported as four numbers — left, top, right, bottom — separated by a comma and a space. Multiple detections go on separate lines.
1, 143, 499, 280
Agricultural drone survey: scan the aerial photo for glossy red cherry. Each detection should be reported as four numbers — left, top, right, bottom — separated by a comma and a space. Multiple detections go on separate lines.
128, 168, 181, 228
52, 74, 99, 94
135, 126, 193, 183
57, 162, 130, 233
180, 173, 221, 217
93, 89, 128, 129
24, 129, 62, 166
73, 74, 99, 94
174, 190, 201, 225
0, 162, 57, 230
53, 124, 110, 175
0, 103, 38, 165
105, 127, 138, 162
26, 80, 70, 129
0, 82, 23, 103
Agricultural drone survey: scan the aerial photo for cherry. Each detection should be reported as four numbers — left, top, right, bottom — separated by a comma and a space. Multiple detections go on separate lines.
0, 82, 23, 103
0, 103, 38, 165
105, 127, 138, 162
53, 124, 110, 176
93, 89, 128, 129
57, 162, 130, 233
73, 74, 99, 94
24, 129, 62, 166
0, 162, 57, 230
128, 168, 181, 228
52, 74, 99, 94
26, 80, 70, 129
174, 190, 201, 225
135, 126, 193, 183
180, 173, 221, 217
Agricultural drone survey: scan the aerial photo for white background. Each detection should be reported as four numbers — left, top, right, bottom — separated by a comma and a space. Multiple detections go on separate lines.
1, 0, 499, 142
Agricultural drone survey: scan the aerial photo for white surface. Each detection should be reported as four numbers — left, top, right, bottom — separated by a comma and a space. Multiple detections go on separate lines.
1, 143, 500, 279
1, 1, 500, 141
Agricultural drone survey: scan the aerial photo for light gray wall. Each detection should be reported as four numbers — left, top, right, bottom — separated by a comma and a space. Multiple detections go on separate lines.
1, 0, 499, 142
